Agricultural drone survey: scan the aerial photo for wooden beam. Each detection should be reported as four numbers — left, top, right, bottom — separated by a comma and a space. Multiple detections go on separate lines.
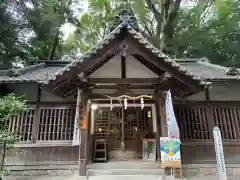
205, 86, 210, 101
91, 84, 155, 89
88, 78, 160, 84
111, 85, 135, 96
121, 56, 126, 78
52, 76, 83, 92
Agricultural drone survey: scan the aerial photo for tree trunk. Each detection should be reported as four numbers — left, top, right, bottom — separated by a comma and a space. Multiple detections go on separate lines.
48, 30, 60, 60
145, 0, 182, 52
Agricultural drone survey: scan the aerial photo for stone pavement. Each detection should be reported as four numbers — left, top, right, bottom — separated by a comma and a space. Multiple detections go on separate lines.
2, 174, 215, 180
4, 174, 240, 180
3, 174, 75, 180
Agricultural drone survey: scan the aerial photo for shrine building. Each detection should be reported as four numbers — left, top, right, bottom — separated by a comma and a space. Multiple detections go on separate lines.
1, 9, 240, 178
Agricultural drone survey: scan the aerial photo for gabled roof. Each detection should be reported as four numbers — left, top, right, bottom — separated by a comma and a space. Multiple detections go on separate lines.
40, 22, 206, 86
0, 58, 238, 84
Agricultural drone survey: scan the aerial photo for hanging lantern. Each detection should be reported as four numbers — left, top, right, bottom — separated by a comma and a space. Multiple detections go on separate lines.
110, 98, 113, 111
140, 97, 144, 109
124, 97, 128, 110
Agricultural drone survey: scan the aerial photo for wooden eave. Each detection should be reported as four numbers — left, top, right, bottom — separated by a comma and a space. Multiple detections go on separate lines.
46, 29, 126, 91
44, 24, 206, 98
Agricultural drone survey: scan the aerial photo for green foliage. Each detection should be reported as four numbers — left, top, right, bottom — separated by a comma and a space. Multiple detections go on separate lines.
0, 130, 19, 145
0, 94, 27, 122
1, 0, 240, 68
0, 94, 26, 179
0, 0, 75, 68
0, 169, 8, 179
72, 0, 118, 52
74, 0, 240, 67
173, 0, 240, 67
0, 2, 26, 69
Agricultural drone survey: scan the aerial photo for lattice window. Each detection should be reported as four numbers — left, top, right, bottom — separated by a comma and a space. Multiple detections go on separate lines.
94, 108, 109, 137
125, 107, 153, 140
38, 107, 75, 140
8, 108, 35, 141
109, 108, 121, 140
175, 106, 210, 141
213, 107, 239, 140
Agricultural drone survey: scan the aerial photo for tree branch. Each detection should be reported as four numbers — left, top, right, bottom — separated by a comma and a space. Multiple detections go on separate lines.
146, 0, 161, 21
160, 0, 182, 51
200, 0, 215, 23
142, 20, 154, 36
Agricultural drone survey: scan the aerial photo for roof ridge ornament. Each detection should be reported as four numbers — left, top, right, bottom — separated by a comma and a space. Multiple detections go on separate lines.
7, 69, 20, 77
109, 8, 139, 32
120, 43, 128, 57
226, 67, 240, 76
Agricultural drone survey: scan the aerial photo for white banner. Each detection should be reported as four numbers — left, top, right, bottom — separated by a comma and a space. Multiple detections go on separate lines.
165, 90, 180, 138
72, 89, 81, 146
213, 126, 227, 180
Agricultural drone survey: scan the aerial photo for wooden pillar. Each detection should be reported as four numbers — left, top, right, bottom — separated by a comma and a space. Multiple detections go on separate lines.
32, 84, 42, 143
78, 90, 89, 177
156, 90, 168, 163
158, 91, 168, 137
154, 91, 160, 162
89, 107, 95, 164
205, 85, 214, 139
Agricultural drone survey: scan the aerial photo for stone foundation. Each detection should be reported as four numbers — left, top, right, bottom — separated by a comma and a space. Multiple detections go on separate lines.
5, 163, 240, 179
183, 164, 240, 179
6, 165, 78, 176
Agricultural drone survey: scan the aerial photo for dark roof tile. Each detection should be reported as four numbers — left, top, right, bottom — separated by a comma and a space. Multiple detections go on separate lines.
0, 58, 238, 83
177, 59, 240, 80
0, 63, 65, 83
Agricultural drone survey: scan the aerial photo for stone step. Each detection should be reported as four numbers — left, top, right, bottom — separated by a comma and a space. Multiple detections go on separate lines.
87, 168, 165, 176
87, 175, 163, 180
87, 175, 187, 180
89, 161, 160, 169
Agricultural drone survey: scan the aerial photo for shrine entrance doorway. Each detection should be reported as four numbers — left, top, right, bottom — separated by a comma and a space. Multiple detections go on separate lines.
93, 104, 154, 160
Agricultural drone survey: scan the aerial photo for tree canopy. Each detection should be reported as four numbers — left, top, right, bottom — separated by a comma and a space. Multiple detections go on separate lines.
0, 0, 240, 68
